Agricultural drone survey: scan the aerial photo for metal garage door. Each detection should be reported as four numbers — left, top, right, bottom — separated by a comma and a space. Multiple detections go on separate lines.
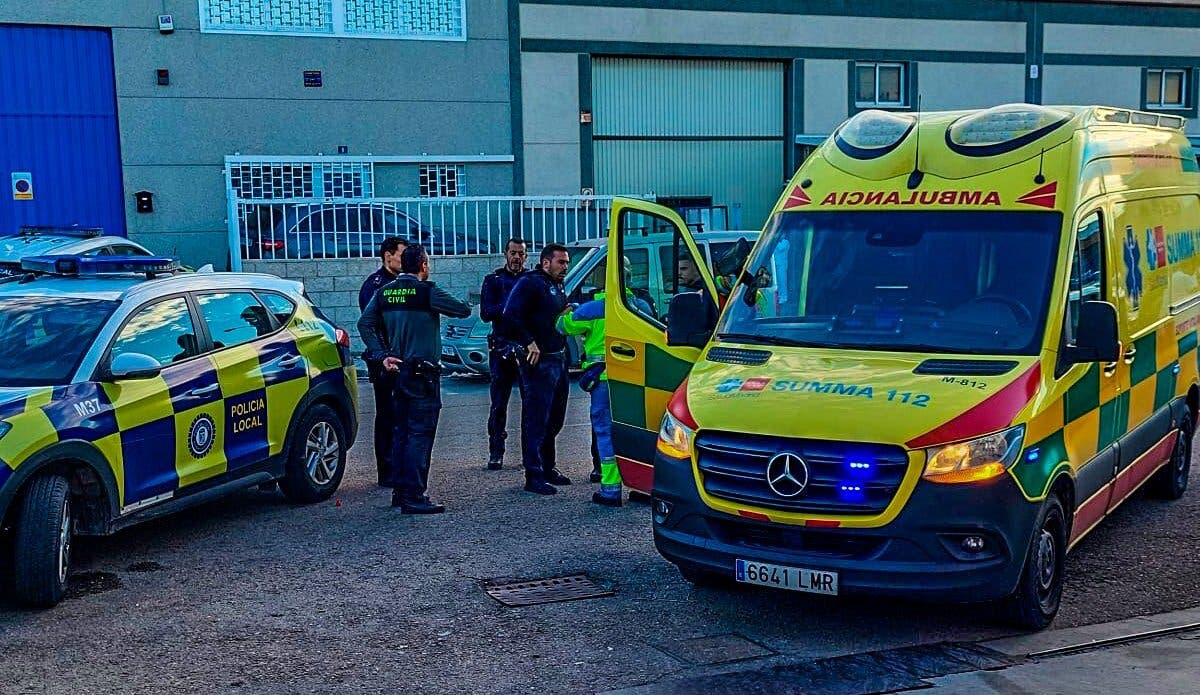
0, 25, 125, 236
593, 57, 784, 229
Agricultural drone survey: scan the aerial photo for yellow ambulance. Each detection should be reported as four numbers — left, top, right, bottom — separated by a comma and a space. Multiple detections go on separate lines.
603, 104, 1200, 628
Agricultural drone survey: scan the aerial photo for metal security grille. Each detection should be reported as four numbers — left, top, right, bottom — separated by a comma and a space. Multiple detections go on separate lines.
419, 164, 463, 198
200, 0, 465, 39
484, 575, 613, 607
200, 0, 332, 33
228, 158, 374, 200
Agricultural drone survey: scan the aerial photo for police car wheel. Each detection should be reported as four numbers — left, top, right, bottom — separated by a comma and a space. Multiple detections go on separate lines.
279, 405, 347, 504
12, 473, 73, 608
1148, 414, 1193, 501
1002, 494, 1067, 631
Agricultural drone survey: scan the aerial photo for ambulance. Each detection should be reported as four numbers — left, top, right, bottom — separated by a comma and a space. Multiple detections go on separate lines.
602, 104, 1200, 628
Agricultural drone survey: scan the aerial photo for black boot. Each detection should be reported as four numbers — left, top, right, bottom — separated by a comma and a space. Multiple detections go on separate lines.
487, 458, 503, 471
524, 473, 557, 495
545, 469, 572, 486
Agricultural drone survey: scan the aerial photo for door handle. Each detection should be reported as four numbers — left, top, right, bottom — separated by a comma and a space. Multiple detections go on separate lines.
184, 383, 221, 398
610, 343, 637, 359
277, 354, 303, 368
1123, 346, 1137, 365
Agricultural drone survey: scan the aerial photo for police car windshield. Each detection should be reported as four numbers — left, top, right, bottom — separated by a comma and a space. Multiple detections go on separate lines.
716, 210, 1063, 355
0, 297, 118, 386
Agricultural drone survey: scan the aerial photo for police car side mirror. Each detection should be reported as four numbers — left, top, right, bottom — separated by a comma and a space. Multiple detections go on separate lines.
1069, 301, 1120, 364
109, 352, 163, 380
666, 292, 717, 349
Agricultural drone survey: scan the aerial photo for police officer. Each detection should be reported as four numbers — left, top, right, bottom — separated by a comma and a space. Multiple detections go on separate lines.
502, 243, 572, 495
358, 236, 407, 487
479, 237, 528, 470
359, 244, 471, 513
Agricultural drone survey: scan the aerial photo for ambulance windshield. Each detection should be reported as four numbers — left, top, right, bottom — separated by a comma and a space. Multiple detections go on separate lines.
0, 297, 118, 386
716, 210, 1063, 355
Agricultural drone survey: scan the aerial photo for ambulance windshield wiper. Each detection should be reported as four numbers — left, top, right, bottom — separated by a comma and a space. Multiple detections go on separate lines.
715, 332, 828, 348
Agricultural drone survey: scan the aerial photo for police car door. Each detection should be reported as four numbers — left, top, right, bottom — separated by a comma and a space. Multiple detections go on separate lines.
604, 199, 718, 491
192, 291, 283, 473
103, 295, 224, 505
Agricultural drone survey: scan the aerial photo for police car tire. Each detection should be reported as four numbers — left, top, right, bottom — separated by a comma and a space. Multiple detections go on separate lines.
1002, 495, 1067, 631
1148, 416, 1193, 501
12, 474, 72, 608
279, 404, 347, 504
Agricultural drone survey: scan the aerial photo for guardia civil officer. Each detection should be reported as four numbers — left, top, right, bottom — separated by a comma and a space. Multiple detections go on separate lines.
502, 244, 572, 495
359, 244, 471, 513
479, 237, 528, 470
358, 236, 407, 487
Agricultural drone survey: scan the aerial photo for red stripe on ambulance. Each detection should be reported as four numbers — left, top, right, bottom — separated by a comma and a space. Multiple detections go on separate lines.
818, 190, 1002, 206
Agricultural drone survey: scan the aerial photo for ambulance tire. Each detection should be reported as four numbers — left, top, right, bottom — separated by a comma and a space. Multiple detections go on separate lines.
279, 404, 347, 504
12, 473, 73, 608
1002, 494, 1067, 631
1148, 416, 1193, 501
677, 562, 735, 589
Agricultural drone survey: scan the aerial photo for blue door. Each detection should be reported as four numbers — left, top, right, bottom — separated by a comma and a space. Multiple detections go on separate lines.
0, 25, 125, 236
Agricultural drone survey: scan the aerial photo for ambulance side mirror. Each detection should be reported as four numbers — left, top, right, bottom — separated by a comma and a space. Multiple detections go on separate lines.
1069, 301, 1120, 364
109, 352, 163, 380
666, 292, 717, 348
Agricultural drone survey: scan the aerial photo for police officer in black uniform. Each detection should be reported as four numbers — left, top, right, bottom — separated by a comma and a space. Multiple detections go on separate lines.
358, 236, 407, 487
502, 243, 572, 495
359, 244, 471, 513
479, 237, 528, 470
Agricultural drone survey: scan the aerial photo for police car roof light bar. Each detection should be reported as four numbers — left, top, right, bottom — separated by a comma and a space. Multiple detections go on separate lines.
19, 254, 182, 278
17, 225, 104, 238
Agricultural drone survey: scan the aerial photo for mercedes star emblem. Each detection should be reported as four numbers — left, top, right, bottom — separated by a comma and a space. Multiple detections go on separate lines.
766, 452, 809, 498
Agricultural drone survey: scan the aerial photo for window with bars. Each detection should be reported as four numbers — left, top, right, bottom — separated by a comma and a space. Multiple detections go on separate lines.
854, 61, 910, 109
228, 160, 374, 200
199, 0, 465, 39
1144, 68, 1192, 111
419, 164, 464, 198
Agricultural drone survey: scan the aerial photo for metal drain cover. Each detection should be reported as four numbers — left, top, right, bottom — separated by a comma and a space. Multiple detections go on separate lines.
484, 574, 613, 607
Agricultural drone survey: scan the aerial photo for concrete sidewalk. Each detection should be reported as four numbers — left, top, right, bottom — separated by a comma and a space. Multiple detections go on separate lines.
917, 607, 1200, 694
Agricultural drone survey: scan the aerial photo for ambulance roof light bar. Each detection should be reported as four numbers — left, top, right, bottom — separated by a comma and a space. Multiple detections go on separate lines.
946, 104, 1072, 156
834, 110, 917, 160
20, 254, 182, 278
1092, 106, 1186, 131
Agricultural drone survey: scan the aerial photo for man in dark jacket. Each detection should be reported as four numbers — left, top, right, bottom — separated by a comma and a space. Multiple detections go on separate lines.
502, 244, 573, 495
359, 244, 471, 513
358, 236, 407, 486
479, 237, 528, 470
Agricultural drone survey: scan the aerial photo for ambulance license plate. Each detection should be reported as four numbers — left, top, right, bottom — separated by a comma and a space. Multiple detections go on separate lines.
735, 559, 838, 595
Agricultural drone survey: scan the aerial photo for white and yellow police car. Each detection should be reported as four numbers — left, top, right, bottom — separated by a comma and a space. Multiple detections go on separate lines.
0, 254, 357, 607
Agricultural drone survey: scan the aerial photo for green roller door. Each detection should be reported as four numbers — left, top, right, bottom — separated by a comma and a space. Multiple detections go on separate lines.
592, 57, 785, 229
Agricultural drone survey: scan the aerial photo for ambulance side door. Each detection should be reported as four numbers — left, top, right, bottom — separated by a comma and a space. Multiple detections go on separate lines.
604, 199, 718, 490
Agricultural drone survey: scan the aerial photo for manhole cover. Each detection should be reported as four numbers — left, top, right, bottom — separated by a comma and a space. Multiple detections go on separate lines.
484, 574, 613, 607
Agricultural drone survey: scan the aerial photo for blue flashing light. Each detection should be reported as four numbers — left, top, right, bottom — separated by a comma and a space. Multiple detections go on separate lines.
849, 461, 871, 470
20, 254, 180, 278
838, 483, 866, 503
1026, 448, 1040, 463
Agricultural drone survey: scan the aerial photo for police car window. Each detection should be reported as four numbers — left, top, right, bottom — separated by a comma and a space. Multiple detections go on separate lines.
196, 292, 274, 350
258, 292, 297, 326
110, 297, 199, 368
0, 297, 118, 386
1064, 212, 1105, 348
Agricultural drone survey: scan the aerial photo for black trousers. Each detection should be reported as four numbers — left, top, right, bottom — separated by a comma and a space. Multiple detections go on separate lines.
517, 353, 569, 478
487, 348, 524, 461
369, 364, 395, 486
389, 376, 442, 505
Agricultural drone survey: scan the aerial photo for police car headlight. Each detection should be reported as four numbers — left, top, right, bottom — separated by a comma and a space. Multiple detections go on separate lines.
656, 411, 695, 460
922, 425, 1024, 484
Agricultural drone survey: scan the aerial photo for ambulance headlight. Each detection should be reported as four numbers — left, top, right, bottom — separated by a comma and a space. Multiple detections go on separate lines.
835, 110, 916, 159
922, 425, 1025, 484
657, 411, 695, 460
947, 104, 1071, 153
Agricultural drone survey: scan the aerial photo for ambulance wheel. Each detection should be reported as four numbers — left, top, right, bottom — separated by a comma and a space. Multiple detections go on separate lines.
1002, 494, 1067, 631
12, 473, 73, 608
677, 562, 735, 589
1148, 415, 1193, 500
280, 405, 347, 504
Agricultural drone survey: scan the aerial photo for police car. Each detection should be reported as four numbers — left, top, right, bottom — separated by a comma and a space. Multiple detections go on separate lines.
0, 226, 154, 277
0, 254, 357, 607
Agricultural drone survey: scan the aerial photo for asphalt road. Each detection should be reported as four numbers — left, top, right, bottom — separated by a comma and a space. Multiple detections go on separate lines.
1, 377, 1198, 694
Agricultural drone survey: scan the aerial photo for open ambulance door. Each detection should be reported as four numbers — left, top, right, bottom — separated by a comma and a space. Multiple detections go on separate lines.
604, 198, 719, 493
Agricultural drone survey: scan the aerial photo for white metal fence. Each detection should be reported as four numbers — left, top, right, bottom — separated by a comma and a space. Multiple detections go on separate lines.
227, 195, 651, 270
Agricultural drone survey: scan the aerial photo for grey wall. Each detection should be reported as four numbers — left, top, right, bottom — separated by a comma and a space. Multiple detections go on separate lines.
521, 52, 581, 195
0, 0, 513, 269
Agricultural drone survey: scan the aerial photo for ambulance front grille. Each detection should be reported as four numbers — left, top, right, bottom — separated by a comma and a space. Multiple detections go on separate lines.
695, 431, 909, 515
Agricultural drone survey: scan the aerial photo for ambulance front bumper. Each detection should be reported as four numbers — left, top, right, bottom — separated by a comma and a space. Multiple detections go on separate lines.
651, 451, 1041, 602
